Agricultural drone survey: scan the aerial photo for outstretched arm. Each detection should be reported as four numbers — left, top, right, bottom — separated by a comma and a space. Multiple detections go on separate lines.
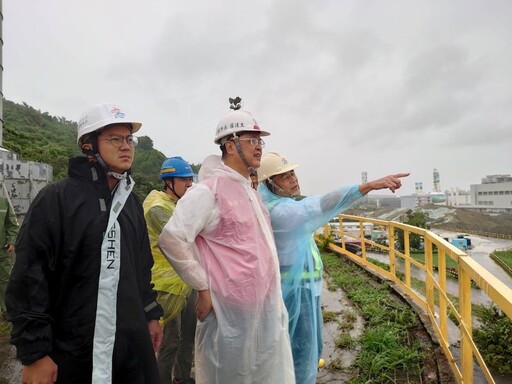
358, 173, 410, 195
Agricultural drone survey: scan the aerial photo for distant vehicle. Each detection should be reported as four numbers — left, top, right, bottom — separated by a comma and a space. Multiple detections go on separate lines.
442, 235, 472, 251
456, 234, 472, 248
449, 237, 471, 251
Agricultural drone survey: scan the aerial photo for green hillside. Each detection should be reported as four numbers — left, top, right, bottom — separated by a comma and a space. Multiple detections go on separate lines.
2, 99, 195, 200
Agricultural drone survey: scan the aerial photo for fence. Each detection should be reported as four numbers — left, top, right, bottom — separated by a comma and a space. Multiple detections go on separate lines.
318, 214, 512, 384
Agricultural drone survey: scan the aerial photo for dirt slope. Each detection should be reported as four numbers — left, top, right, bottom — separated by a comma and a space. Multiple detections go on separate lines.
346, 204, 512, 235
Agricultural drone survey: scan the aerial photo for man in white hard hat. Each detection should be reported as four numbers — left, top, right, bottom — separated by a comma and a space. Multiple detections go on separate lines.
143, 156, 197, 384
6, 104, 163, 384
258, 151, 409, 384
158, 98, 295, 383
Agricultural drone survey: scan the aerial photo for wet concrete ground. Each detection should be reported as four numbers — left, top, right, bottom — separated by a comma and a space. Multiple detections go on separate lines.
316, 280, 363, 383
1, 343, 20, 383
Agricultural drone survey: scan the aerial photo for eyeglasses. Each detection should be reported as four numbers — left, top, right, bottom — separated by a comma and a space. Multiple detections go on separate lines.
101, 135, 138, 148
237, 137, 265, 147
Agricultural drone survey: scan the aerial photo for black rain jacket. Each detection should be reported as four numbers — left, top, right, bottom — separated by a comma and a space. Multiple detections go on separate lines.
6, 156, 163, 382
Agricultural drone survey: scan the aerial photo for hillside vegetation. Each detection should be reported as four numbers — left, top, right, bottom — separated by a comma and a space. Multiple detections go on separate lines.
2, 99, 200, 200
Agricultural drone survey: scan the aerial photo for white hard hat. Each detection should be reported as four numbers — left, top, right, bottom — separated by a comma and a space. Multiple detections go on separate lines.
258, 152, 299, 183
77, 103, 142, 145
214, 108, 270, 145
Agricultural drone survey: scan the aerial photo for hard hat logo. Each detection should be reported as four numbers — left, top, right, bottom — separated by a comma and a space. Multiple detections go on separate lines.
111, 107, 125, 119
76, 103, 142, 146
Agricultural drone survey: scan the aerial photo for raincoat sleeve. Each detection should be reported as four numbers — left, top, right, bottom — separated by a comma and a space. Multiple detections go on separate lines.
268, 184, 363, 232
158, 184, 217, 291
137, 204, 164, 322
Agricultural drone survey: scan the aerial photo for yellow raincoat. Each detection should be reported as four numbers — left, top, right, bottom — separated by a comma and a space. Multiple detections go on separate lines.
143, 190, 191, 324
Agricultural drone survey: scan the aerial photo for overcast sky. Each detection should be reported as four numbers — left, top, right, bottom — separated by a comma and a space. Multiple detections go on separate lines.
4, 0, 512, 196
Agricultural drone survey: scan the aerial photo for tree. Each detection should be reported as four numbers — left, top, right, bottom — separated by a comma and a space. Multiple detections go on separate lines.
135, 136, 154, 151
396, 210, 430, 250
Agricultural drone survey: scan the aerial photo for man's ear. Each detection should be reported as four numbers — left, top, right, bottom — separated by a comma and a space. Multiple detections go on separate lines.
225, 140, 237, 156
81, 143, 94, 156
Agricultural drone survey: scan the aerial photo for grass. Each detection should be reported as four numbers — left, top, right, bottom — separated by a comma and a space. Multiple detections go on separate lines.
0, 321, 11, 337
322, 309, 339, 323
409, 250, 459, 269
335, 333, 357, 349
322, 251, 428, 383
492, 250, 512, 270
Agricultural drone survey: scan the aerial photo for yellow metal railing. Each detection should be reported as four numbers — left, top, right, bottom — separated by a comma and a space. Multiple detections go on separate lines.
319, 214, 512, 384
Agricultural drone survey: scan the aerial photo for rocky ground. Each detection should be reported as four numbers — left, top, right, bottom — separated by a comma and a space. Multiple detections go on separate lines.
0, 321, 19, 384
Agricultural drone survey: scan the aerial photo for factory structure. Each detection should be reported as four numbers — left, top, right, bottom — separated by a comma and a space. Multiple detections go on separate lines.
400, 168, 447, 209
469, 174, 512, 213
402, 169, 511, 213
362, 167, 511, 213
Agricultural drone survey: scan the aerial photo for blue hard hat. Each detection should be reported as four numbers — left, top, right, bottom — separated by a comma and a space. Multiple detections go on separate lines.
160, 157, 195, 179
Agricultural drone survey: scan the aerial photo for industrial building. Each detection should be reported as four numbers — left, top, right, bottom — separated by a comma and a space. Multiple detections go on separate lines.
445, 188, 471, 206
469, 174, 512, 213
400, 194, 432, 209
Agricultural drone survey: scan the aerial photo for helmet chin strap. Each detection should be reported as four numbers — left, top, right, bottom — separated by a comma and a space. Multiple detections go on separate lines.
165, 179, 182, 200
232, 134, 258, 190
268, 178, 296, 199
93, 153, 130, 182
82, 134, 131, 184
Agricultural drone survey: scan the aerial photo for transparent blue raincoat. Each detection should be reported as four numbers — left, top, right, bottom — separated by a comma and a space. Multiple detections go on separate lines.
258, 182, 363, 384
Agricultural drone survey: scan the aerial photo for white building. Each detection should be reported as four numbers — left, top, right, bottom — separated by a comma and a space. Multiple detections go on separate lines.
446, 188, 471, 206
469, 174, 512, 213
400, 194, 432, 209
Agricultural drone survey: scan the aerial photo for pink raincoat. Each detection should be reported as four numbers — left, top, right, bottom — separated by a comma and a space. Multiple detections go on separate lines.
158, 155, 294, 384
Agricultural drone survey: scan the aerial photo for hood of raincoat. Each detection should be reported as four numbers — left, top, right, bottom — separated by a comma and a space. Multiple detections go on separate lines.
258, 179, 290, 210
199, 154, 253, 187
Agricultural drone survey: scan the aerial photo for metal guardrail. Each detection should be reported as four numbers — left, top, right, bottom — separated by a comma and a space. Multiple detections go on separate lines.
318, 214, 512, 384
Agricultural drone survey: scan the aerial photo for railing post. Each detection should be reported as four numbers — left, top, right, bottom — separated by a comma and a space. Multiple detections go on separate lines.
437, 246, 448, 348
425, 238, 434, 311
404, 230, 411, 286
388, 224, 396, 276
359, 221, 366, 260
459, 262, 474, 384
